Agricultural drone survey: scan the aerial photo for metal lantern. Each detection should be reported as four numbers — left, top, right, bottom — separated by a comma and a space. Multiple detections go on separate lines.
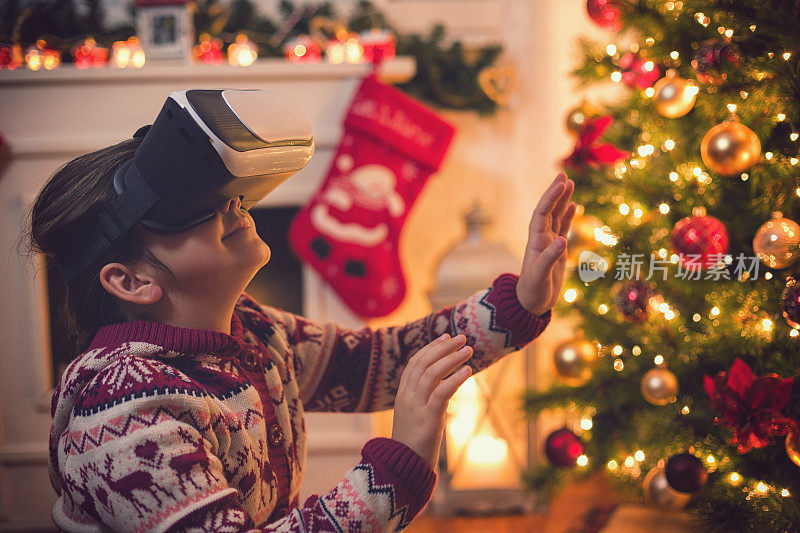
427, 203, 537, 515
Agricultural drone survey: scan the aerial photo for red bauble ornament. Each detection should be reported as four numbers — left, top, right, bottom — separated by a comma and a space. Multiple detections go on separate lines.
618, 53, 662, 89
704, 358, 797, 453
613, 280, 651, 322
781, 277, 800, 328
586, 0, 623, 30
665, 453, 707, 493
671, 210, 729, 269
691, 39, 742, 85
544, 428, 584, 467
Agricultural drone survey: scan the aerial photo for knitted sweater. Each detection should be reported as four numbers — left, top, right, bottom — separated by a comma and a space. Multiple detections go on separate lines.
49, 273, 550, 532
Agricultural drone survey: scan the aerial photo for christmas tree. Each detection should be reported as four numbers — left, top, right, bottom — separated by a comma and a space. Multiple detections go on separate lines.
522, 1, 800, 530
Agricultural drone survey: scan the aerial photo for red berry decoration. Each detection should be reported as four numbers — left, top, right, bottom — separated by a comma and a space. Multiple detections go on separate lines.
544, 428, 584, 467
613, 280, 651, 322
665, 453, 708, 493
618, 53, 662, 89
586, 0, 624, 31
691, 39, 742, 85
671, 209, 729, 269
781, 277, 800, 328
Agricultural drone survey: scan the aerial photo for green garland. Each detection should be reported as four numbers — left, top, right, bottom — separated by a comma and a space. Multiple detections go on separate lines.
0, 0, 502, 113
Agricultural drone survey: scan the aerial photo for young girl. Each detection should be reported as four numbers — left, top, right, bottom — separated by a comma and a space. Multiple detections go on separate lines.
32, 133, 575, 531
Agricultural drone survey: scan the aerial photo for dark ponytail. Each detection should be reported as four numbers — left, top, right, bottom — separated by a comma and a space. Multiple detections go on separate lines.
28, 138, 173, 354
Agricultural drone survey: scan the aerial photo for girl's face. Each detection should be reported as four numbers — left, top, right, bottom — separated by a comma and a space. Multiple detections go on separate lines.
142, 195, 270, 303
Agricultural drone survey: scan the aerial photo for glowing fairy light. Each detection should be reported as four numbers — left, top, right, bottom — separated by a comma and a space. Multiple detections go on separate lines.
659, 203, 670, 214
613, 345, 623, 356
634, 450, 645, 462
577, 455, 589, 467
681, 405, 690, 414
765, 272, 773, 280
669, 171, 679, 182
727, 103, 737, 113
783, 52, 791, 60
755, 482, 769, 494
778, 113, 787, 121
693, 313, 701, 322
730, 472, 741, 484
790, 328, 799, 338
632, 346, 641, 356
624, 456, 635, 468
581, 418, 593, 430
619, 203, 630, 215
707, 455, 715, 464
781, 489, 791, 497
607, 460, 618, 470
670, 51, 679, 60
611, 71, 623, 83
654, 355, 664, 365
765, 152, 774, 160
664, 139, 675, 150
564, 289, 578, 302
607, 44, 617, 56
790, 133, 798, 141
633, 208, 643, 218
598, 304, 609, 314
710, 306, 720, 317
613, 359, 624, 371
645, 87, 655, 98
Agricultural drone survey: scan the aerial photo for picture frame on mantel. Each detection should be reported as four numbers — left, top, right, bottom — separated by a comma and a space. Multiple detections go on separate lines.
135, 0, 194, 62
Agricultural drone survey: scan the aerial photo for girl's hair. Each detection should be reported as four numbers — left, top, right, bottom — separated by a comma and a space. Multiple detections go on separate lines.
28, 138, 174, 353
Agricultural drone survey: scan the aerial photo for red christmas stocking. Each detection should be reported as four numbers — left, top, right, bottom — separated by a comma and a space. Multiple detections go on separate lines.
289, 75, 456, 317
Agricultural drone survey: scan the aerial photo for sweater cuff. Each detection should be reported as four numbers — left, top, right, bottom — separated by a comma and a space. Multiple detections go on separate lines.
361, 437, 437, 519
486, 273, 551, 348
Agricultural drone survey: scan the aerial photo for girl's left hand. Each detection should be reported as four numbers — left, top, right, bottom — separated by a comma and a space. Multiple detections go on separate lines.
516, 173, 576, 316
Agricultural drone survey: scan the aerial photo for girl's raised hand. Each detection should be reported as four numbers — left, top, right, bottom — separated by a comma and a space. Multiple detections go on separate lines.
516, 173, 576, 316
391, 333, 473, 470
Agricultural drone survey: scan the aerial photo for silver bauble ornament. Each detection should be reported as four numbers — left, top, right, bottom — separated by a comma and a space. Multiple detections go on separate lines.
553, 338, 599, 385
643, 464, 692, 509
641, 367, 678, 405
653, 70, 698, 118
753, 212, 800, 269
700, 119, 761, 176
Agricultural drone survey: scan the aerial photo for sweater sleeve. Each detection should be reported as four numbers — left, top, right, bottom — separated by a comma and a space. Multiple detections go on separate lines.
163, 437, 435, 533
244, 272, 550, 412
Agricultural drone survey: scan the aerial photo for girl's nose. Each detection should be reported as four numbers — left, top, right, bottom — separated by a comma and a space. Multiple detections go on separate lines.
219, 196, 243, 214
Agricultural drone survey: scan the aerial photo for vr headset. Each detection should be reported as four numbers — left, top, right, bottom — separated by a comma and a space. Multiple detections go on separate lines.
55, 89, 314, 283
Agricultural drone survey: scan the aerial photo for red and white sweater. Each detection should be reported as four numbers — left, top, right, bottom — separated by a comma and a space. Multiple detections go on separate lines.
49, 273, 550, 532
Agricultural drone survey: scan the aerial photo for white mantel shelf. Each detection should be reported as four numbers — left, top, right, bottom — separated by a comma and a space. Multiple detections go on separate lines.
0, 56, 416, 86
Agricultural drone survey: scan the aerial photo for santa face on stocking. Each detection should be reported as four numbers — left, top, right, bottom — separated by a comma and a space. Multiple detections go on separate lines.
289, 75, 456, 317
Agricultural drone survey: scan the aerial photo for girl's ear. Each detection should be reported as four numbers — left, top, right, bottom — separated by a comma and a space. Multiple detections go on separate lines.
99, 263, 163, 306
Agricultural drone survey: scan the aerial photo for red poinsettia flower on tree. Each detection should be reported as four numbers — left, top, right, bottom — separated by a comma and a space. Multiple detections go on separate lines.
704, 358, 797, 453
563, 116, 629, 170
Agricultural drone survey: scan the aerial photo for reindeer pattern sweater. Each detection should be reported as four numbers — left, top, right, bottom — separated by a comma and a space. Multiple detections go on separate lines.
49, 273, 550, 532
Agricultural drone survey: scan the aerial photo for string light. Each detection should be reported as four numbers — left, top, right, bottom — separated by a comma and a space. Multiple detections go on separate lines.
624, 455, 636, 468
765, 272, 773, 280
619, 203, 630, 215
607, 460, 619, 470
781, 489, 791, 497
755, 482, 769, 494
613, 345, 623, 355
634, 450, 645, 461
580, 418, 593, 430
645, 87, 655, 98
791, 158, 798, 165
783, 52, 791, 60
765, 152, 774, 160
564, 289, 578, 302
611, 71, 623, 83
614, 359, 625, 371
670, 50, 679, 60
727, 103, 738, 113
658, 202, 670, 213
632, 346, 641, 356
710, 306, 720, 317
741, 173, 749, 181
654, 355, 664, 365
664, 139, 676, 150
577, 455, 589, 467
693, 313, 701, 322
633, 207, 643, 218
724, 29, 733, 38
669, 171, 679, 182
790, 133, 798, 141
681, 405, 690, 414
730, 472, 741, 484
598, 304, 609, 314
606, 44, 617, 56
790, 328, 799, 338
778, 113, 786, 121
706, 455, 716, 464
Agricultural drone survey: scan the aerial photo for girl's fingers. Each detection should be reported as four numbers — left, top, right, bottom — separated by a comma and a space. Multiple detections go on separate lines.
405, 334, 466, 386
557, 202, 577, 237
551, 179, 575, 229
528, 174, 567, 236
419, 345, 473, 399
530, 237, 567, 283
429, 365, 472, 407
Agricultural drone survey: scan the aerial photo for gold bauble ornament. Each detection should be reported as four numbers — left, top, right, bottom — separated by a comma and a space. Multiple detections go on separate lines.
553, 338, 599, 385
653, 69, 699, 118
753, 212, 800, 269
566, 206, 605, 265
787, 430, 800, 468
700, 119, 761, 176
565, 101, 601, 136
641, 367, 678, 405
643, 464, 692, 509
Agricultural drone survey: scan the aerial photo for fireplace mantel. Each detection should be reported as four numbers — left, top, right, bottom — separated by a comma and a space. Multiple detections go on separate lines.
0, 57, 414, 530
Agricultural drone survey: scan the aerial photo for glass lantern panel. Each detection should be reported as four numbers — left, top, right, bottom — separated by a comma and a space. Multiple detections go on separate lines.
445, 350, 529, 490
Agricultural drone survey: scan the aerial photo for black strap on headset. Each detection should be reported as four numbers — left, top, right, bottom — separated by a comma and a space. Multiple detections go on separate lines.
55, 159, 160, 283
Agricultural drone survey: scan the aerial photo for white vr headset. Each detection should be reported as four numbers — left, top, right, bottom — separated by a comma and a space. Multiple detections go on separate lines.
56, 89, 314, 283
